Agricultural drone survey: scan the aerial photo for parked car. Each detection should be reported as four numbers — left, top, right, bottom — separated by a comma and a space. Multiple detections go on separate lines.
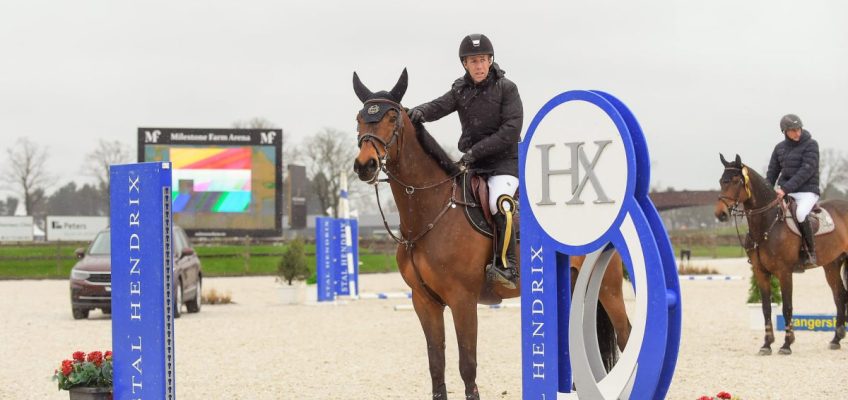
69, 226, 203, 319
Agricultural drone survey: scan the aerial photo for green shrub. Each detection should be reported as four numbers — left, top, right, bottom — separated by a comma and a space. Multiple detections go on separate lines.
277, 239, 309, 285
747, 273, 782, 303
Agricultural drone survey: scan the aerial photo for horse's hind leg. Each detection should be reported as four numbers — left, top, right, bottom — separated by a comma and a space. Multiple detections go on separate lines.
824, 257, 847, 349
599, 255, 631, 351
412, 291, 448, 399
449, 298, 480, 400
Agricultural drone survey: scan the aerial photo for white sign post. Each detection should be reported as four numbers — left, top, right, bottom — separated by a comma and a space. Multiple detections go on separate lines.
0, 216, 34, 242
46, 216, 109, 242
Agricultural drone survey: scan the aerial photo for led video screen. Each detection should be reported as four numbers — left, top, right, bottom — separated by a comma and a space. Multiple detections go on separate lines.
139, 128, 282, 237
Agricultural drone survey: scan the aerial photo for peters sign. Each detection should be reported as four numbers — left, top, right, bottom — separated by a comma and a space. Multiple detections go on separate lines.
46, 216, 109, 242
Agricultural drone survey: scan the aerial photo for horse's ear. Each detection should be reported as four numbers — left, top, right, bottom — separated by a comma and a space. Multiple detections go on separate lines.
389, 68, 408, 103
734, 154, 742, 166
352, 72, 373, 103
720, 153, 729, 167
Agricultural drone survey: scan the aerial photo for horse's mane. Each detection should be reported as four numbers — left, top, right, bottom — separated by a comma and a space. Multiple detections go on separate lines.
742, 163, 769, 187
741, 163, 778, 201
413, 122, 461, 176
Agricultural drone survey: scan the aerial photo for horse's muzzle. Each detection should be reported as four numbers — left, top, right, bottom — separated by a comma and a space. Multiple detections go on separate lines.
353, 158, 379, 184
715, 209, 729, 222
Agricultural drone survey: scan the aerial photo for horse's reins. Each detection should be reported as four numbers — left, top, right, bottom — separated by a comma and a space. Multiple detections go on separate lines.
358, 98, 469, 306
720, 167, 783, 255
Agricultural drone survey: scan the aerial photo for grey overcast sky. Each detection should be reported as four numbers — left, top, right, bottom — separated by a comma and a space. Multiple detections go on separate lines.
1, 1, 846, 195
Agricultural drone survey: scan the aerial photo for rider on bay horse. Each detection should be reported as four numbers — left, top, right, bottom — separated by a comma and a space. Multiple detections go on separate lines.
408, 33, 523, 288
766, 113, 820, 272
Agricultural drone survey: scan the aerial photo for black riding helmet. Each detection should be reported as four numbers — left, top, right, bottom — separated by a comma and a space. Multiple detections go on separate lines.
458, 33, 494, 62
780, 114, 803, 133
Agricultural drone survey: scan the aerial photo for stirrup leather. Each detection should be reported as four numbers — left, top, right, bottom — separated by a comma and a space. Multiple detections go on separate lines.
497, 194, 516, 268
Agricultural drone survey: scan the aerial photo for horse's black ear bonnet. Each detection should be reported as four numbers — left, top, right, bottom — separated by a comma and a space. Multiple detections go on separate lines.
353, 68, 408, 122
358, 101, 398, 123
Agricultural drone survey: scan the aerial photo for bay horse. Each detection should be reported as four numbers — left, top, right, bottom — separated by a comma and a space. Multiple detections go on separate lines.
715, 154, 848, 355
351, 68, 631, 398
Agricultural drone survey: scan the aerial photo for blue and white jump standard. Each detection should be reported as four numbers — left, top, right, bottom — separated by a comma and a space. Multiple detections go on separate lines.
519, 91, 682, 399
110, 162, 177, 400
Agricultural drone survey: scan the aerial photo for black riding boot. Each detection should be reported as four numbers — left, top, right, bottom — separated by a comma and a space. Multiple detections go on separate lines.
487, 213, 518, 289
798, 218, 818, 270
487, 206, 518, 290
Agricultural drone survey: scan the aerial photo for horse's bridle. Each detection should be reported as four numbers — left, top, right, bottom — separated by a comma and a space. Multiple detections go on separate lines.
357, 99, 404, 184
719, 166, 783, 254
718, 167, 751, 217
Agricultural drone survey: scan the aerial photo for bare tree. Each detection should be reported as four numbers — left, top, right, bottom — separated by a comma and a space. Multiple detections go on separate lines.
301, 128, 360, 217
231, 117, 276, 129
82, 139, 132, 189
820, 148, 848, 199
0, 196, 17, 216
1, 138, 54, 216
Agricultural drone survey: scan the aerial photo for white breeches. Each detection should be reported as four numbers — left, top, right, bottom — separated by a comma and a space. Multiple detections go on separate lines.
788, 192, 819, 222
488, 175, 519, 215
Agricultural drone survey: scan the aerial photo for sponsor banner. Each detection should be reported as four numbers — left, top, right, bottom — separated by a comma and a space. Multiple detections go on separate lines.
0, 216, 34, 242
46, 216, 109, 242
138, 127, 282, 146
316, 217, 338, 302
777, 314, 846, 331
316, 217, 359, 301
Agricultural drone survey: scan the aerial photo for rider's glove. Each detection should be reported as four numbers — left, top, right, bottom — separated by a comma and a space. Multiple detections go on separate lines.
460, 150, 476, 165
407, 107, 425, 124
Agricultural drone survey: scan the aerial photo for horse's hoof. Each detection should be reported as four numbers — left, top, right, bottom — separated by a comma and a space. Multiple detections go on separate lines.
778, 347, 792, 355
758, 347, 772, 356
828, 342, 841, 350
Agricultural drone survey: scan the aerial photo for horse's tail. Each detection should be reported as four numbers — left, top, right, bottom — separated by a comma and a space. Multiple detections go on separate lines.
841, 256, 848, 323
842, 254, 848, 294
597, 301, 619, 372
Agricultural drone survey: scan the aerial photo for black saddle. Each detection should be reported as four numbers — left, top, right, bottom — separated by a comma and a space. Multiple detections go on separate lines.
460, 171, 519, 240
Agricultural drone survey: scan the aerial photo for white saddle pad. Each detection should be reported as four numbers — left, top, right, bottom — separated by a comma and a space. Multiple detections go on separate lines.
786, 207, 836, 237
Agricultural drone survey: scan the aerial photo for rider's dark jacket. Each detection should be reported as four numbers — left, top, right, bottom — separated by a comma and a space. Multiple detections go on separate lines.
766, 129, 820, 195
413, 62, 523, 177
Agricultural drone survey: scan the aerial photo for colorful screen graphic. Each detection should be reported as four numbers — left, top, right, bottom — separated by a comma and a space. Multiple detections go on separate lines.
139, 128, 282, 237
171, 148, 252, 213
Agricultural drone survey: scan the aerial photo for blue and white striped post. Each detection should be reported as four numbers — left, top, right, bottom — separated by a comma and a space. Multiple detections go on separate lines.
337, 173, 359, 298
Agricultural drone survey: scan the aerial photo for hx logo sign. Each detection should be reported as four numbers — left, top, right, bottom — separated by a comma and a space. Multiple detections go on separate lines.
145, 130, 162, 143
523, 97, 630, 247
260, 131, 277, 144
520, 90, 681, 400
535, 140, 614, 206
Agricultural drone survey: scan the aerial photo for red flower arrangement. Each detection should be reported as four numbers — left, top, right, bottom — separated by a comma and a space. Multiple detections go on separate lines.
53, 350, 113, 391
697, 391, 738, 400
